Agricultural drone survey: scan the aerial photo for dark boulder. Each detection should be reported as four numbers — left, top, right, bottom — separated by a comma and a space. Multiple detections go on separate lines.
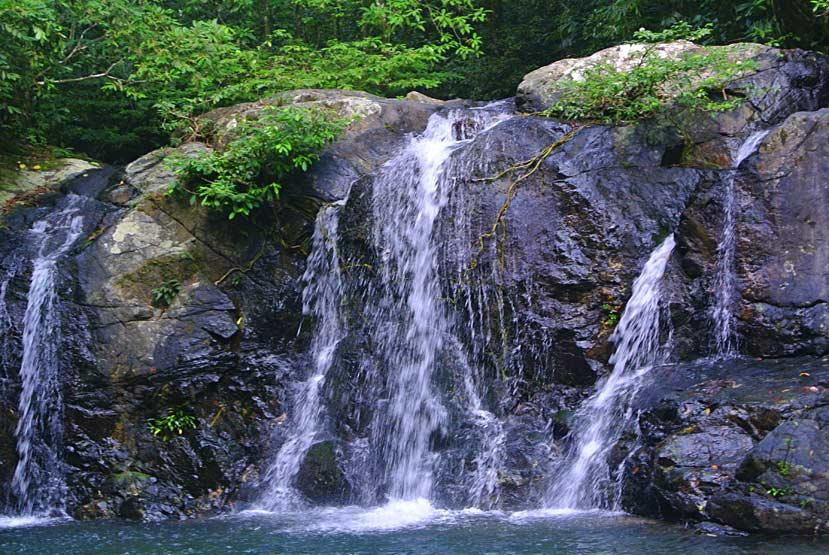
295, 440, 352, 505
620, 357, 829, 534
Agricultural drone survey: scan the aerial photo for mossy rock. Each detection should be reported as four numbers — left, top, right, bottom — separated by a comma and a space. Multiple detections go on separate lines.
295, 440, 352, 505
115, 250, 204, 305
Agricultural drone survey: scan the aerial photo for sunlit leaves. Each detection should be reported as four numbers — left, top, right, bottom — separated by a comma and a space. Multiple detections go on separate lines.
543, 49, 756, 124
169, 107, 344, 219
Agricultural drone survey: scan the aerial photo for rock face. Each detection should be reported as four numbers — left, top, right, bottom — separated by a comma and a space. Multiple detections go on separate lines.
671, 107, 829, 361
0, 44, 828, 534
620, 357, 829, 534
0, 90, 439, 520
0, 158, 98, 211
737, 109, 829, 356
516, 41, 829, 122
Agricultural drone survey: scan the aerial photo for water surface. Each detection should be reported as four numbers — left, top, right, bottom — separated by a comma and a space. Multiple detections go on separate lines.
1, 503, 825, 554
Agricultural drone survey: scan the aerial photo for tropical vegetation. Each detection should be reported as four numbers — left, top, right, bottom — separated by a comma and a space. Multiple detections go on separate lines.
1, 1, 827, 162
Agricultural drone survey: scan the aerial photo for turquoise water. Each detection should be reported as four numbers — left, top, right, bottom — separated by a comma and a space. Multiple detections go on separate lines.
1, 502, 826, 554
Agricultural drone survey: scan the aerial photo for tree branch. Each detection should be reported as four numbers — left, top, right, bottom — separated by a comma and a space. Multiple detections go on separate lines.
36, 61, 122, 86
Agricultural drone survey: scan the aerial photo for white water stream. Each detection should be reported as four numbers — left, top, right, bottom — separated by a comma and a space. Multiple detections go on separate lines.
260, 204, 345, 509
11, 195, 85, 516
711, 130, 769, 357
258, 106, 512, 509
545, 234, 676, 509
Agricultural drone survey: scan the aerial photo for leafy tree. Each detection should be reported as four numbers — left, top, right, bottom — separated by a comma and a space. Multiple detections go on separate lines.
1, 1, 488, 157
2, 1, 828, 162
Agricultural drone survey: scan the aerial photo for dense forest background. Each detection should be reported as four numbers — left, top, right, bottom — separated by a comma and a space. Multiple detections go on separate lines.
2, 0, 828, 162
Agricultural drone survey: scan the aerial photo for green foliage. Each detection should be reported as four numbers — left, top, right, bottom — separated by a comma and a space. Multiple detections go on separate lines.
765, 486, 790, 498
633, 21, 714, 43
170, 107, 344, 220
3, 0, 829, 160
151, 279, 181, 308
601, 303, 620, 327
776, 460, 793, 477
1, 0, 486, 158
543, 48, 755, 124
147, 408, 197, 441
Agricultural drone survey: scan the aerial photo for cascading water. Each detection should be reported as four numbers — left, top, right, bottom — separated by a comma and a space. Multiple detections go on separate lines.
260, 204, 345, 509
461, 358, 507, 508
545, 234, 676, 509
257, 105, 512, 510
363, 107, 510, 502
10, 194, 85, 516
711, 130, 770, 357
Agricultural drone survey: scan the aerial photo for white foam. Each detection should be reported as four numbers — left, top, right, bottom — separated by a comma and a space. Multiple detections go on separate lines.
307, 498, 440, 533
0, 515, 66, 528
236, 501, 633, 536
238, 498, 451, 534
509, 508, 614, 521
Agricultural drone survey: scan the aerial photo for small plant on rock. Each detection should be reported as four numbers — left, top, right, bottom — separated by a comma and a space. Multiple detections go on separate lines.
765, 486, 790, 499
151, 279, 181, 308
601, 303, 621, 327
776, 460, 793, 477
148, 409, 197, 441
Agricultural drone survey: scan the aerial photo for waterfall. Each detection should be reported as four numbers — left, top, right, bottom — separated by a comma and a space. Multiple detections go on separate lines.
365, 108, 509, 501
711, 130, 769, 357
11, 194, 85, 516
257, 105, 511, 509
260, 204, 345, 509
545, 234, 675, 509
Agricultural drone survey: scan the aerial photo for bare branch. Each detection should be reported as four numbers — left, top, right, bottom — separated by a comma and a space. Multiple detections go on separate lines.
36, 61, 122, 86
61, 25, 97, 65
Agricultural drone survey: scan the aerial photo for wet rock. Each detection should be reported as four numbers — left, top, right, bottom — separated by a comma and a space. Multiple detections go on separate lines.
441, 117, 700, 398
118, 496, 145, 521
295, 441, 352, 505
736, 108, 829, 357
516, 41, 829, 126
694, 521, 749, 537
708, 493, 829, 534
621, 357, 829, 534
672, 109, 829, 360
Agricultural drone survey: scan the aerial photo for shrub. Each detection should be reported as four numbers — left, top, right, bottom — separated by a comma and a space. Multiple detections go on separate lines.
632, 21, 714, 43
169, 107, 344, 220
148, 409, 197, 441
542, 47, 756, 125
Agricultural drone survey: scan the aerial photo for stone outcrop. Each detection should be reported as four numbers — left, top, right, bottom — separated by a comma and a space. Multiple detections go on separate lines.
620, 357, 829, 534
0, 158, 98, 212
516, 41, 829, 124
